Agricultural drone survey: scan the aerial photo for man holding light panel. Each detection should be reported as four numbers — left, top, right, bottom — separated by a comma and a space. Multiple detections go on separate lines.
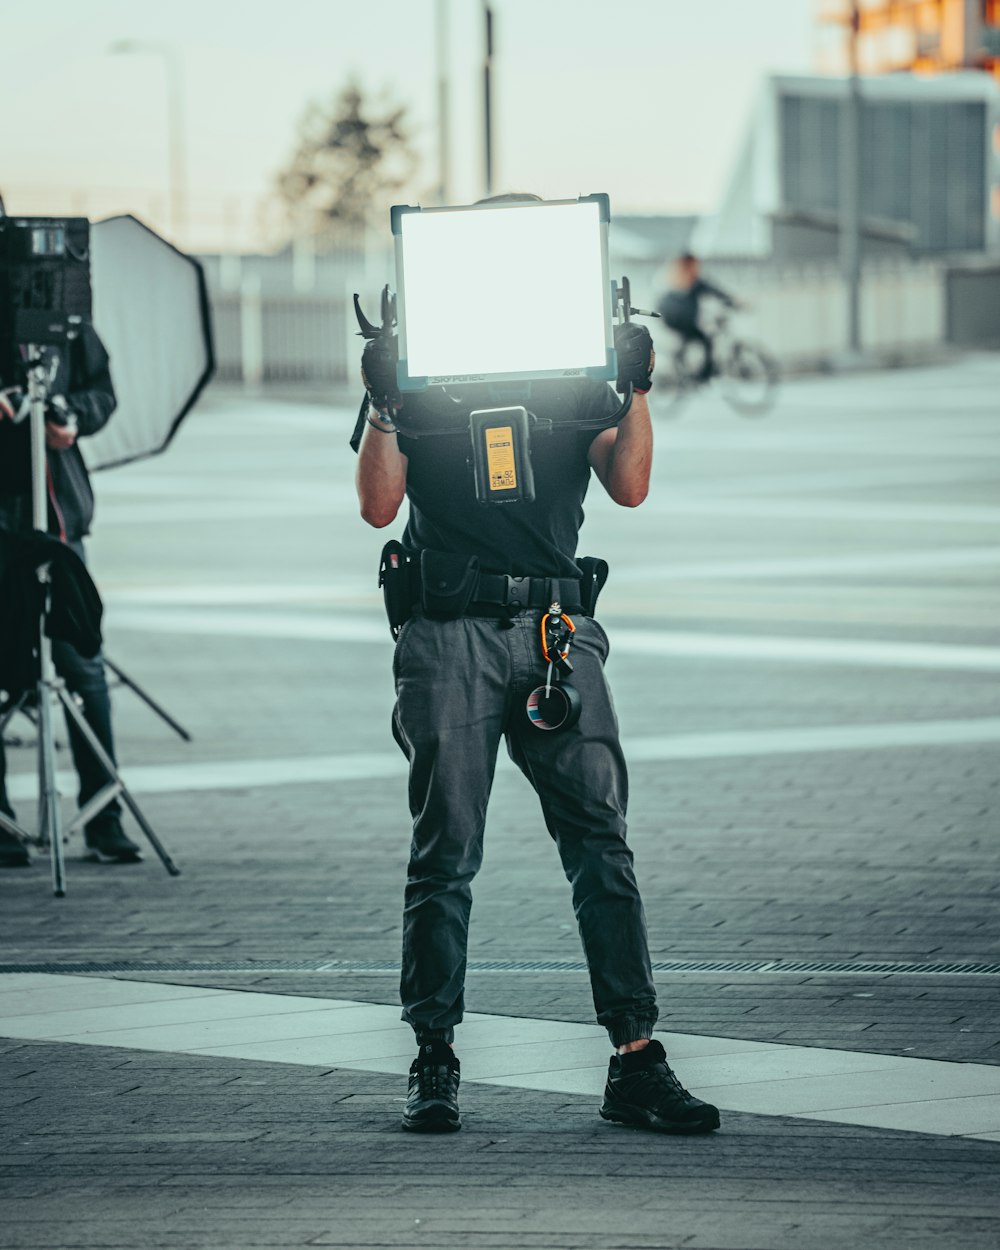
355, 193, 720, 1137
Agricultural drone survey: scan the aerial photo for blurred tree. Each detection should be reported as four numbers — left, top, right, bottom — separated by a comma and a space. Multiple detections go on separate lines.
276, 80, 420, 237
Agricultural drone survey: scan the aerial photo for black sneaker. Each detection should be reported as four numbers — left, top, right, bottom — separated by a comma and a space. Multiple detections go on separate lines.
0, 827, 31, 868
601, 1039, 720, 1134
84, 816, 142, 863
401, 1040, 461, 1133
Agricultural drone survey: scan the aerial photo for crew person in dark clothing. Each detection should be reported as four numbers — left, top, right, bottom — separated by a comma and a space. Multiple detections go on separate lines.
0, 324, 141, 867
355, 195, 721, 1137
657, 252, 739, 382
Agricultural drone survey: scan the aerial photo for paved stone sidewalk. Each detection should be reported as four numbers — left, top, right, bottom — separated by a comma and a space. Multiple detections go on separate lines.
2, 359, 999, 1248
3, 1039, 1000, 1250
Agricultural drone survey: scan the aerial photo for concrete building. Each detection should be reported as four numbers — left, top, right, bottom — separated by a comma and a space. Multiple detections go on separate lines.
692, 72, 1000, 261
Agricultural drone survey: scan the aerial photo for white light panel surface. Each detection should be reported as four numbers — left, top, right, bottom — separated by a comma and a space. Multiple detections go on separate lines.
398, 201, 609, 379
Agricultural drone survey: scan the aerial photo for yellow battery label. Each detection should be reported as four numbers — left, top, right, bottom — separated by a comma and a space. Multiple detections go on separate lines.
486, 426, 517, 492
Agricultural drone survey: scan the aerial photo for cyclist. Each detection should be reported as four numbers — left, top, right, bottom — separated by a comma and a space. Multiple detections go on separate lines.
657, 253, 740, 383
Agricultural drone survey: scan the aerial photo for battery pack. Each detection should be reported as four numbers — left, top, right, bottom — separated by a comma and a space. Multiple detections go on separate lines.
469, 406, 535, 505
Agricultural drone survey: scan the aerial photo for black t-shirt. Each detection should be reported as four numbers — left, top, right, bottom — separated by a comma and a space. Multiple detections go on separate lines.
397, 378, 619, 579
657, 278, 733, 331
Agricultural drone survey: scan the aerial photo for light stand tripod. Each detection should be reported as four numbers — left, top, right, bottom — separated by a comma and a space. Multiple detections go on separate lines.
0, 344, 180, 895
2, 655, 193, 746
103, 658, 193, 742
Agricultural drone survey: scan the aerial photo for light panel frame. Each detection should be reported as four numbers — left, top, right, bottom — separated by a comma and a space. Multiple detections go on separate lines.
391, 195, 616, 391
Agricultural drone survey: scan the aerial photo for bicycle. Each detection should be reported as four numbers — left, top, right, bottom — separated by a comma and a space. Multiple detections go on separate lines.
654, 308, 779, 416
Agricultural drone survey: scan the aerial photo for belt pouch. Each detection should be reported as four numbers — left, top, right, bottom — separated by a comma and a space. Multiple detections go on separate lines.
379, 540, 416, 639
420, 549, 480, 618
576, 556, 609, 616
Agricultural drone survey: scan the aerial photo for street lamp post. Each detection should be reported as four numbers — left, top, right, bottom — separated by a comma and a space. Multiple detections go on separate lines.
436, 0, 452, 205
483, 2, 495, 197
109, 40, 188, 243
839, 3, 863, 355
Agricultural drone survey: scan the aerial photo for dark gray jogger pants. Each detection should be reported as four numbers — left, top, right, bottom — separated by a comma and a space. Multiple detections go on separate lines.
391, 610, 658, 1047
0, 539, 120, 826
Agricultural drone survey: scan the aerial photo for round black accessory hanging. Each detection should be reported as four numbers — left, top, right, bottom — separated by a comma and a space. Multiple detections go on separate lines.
526, 603, 581, 732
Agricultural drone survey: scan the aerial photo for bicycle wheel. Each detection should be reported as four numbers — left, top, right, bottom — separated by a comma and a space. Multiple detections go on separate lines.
718, 341, 779, 416
652, 349, 693, 416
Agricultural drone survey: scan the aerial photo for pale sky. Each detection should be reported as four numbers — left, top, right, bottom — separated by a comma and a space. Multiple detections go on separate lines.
1, 0, 819, 251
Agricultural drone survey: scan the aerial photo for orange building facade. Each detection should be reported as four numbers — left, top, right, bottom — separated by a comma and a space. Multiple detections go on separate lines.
821, 1, 1000, 80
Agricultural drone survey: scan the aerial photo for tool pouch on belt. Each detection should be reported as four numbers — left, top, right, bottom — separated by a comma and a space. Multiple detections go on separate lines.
379, 540, 417, 640
576, 556, 609, 616
420, 549, 480, 618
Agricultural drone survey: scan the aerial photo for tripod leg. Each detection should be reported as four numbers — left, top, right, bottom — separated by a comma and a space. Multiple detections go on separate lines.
0, 808, 32, 840
26, 351, 68, 896
69, 782, 126, 837
57, 689, 181, 877
117, 793, 181, 877
38, 676, 66, 898
103, 656, 193, 742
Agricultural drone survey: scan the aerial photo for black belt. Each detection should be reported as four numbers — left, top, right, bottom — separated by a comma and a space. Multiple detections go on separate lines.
470, 573, 583, 614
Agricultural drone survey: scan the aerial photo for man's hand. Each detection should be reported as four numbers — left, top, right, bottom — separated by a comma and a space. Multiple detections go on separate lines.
0, 387, 28, 422
361, 334, 401, 413
44, 394, 79, 448
614, 323, 655, 395
45, 420, 77, 450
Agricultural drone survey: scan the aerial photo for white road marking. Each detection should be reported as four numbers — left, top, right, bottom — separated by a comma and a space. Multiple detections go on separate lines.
648, 428, 1000, 460
623, 717, 1000, 761
96, 462, 997, 501
97, 498, 356, 524
611, 546, 1000, 581
635, 497, 1000, 526
97, 545, 1000, 605
670, 463, 1000, 497
103, 582, 373, 606
108, 607, 380, 642
7, 718, 1000, 803
105, 606, 1000, 671
609, 630, 1000, 671
2, 974, 998, 1139
93, 494, 1000, 527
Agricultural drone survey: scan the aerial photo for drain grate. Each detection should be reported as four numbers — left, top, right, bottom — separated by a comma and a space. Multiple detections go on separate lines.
1, 957, 999, 978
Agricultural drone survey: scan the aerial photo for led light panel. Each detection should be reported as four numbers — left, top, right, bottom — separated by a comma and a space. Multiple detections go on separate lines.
393, 197, 614, 388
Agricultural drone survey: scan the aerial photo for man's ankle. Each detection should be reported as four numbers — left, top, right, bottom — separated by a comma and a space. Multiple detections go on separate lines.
415, 1036, 455, 1057
617, 1039, 651, 1055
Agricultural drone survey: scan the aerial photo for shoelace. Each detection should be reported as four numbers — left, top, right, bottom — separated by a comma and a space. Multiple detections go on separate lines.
630, 1063, 694, 1112
413, 1063, 457, 1101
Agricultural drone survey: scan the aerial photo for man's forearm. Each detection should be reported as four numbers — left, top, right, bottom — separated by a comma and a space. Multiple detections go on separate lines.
356, 420, 408, 528
605, 393, 653, 508
70, 330, 117, 436
68, 379, 116, 436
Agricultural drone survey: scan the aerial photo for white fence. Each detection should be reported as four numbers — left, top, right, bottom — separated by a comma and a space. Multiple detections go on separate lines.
626, 258, 946, 371
205, 256, 949, 386
211, 288, 357, 385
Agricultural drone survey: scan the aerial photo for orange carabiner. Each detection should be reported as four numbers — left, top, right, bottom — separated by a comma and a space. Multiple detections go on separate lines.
540, 609, 576, 666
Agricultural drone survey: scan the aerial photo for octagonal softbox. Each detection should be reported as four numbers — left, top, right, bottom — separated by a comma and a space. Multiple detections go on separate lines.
82, 215, 214, 471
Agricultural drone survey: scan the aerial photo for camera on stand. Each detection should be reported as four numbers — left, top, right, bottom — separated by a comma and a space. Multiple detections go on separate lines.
0, 213, 188, 895
0, 216, 92, 377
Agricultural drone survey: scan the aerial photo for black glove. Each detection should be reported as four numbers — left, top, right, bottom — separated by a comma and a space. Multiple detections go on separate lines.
361, 334, 401, 412
613, 322, 655, 395
46, 394, 77, 428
